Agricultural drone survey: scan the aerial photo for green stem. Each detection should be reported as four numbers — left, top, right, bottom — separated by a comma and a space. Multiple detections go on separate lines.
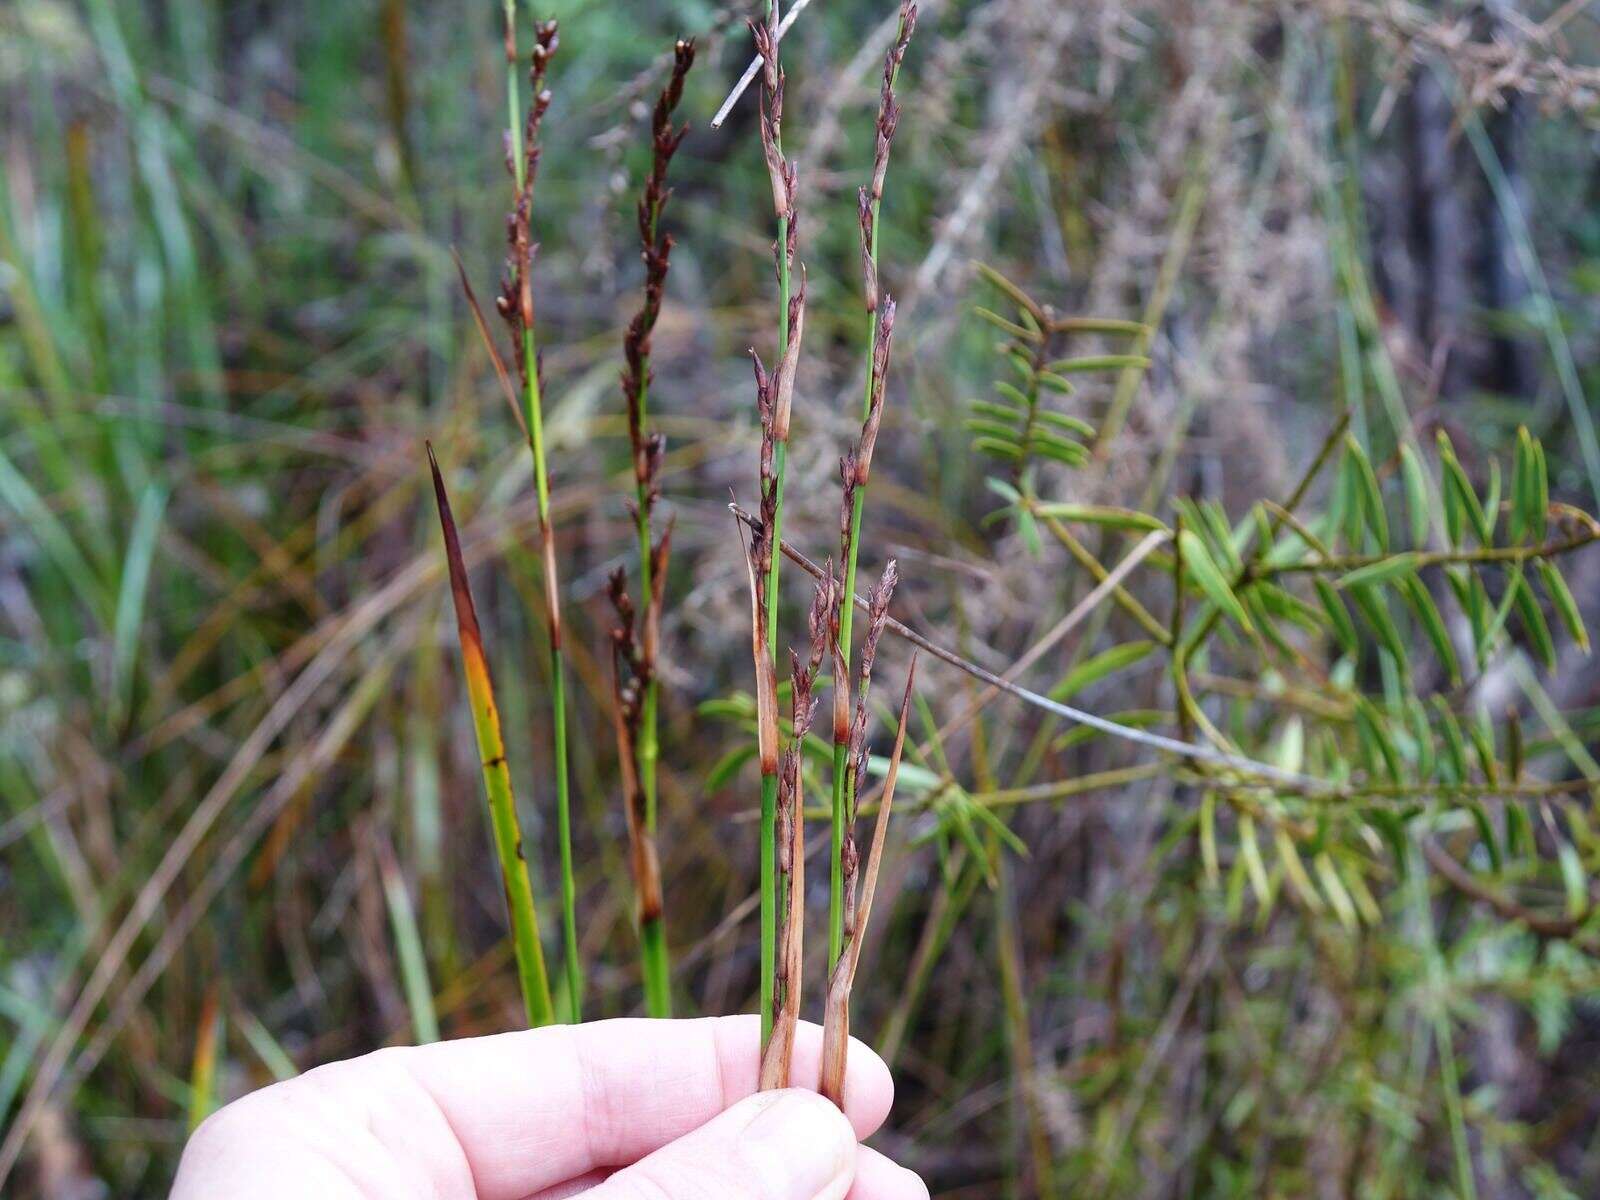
504, 0, 579, 1024
634, 346, 669, 1016
640, 912, 671, 1019
523, 306, 581, 1025
827, 22, 906, 964
503, 1, 524, 190
829, 494, 865, 968
757, 148, 792, 1038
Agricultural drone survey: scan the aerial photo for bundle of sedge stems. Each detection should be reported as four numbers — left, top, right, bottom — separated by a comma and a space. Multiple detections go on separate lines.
608, 38, 696, 1020
747, 0, 920, 1091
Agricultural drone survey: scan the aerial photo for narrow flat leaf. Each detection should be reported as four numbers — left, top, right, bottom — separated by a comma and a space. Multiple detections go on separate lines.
1034, 503, 1167, 532
994, 380, 1033, 409
969, 399, 1025, 424
1050, 641, 1157, 701
1276, 827, 1324, 913
1048, 316, 1149, 336
1239, 813, 1272, 911
1400, 443, 1430, 548
1314, 578, 1358, 656
1035, 409, 1095, 437
1505, 801, 1531, 858
975, 436, 1023, 460
1179, 530, 1253, 633
1438, 431, 1492, 546
1348, 582, 1408, 669
1512, 573, 1557, 671
1030, 437, 1090, 467
1431, 697, 1468, 784
1536, 558, 1589, 654
1466, 802, 1502, 871
1532, 435, 1550, 541
964, 417, 1023, 443
1468, 711, 1500, 786
1046, 354, 1152, 373
706, 744, 757, 791
1510, 426, 1536, 544
974, 306, 1038, 340
1314, 852, 1359, 931
1337, 553, 1420, 591
1345, 436, 1389, 551
1339, 448, 1367, 548
1400, 574, 1460, 686
985, 477, 1022, 504
1355, 699, 1403, 783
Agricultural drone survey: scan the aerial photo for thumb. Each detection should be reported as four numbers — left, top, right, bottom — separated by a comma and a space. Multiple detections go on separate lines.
587, 1087, 858, 1200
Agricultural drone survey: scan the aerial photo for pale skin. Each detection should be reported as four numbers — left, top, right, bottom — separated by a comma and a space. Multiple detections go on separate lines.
171, 1016, 927, 1200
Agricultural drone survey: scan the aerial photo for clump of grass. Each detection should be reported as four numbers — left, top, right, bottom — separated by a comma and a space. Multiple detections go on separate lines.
491, 12, 581, 1022
748, 1, 807, 1039
608, 36, 696, 1020
426, 445, 554, 1027
830, 2, 915, 968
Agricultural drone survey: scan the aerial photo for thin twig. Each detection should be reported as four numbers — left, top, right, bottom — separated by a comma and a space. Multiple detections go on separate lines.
710, 0, 817, 128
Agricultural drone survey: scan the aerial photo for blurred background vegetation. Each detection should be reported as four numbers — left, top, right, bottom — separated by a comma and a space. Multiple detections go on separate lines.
7, 0, 1600, 1195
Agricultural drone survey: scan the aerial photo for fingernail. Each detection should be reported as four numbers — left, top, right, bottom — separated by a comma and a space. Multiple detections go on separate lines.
740, 1089, 856, 1200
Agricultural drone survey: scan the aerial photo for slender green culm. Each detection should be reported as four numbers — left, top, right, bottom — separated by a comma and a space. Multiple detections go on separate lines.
499, 8, 581, 1022
427, 445, 555, 1027
749, 3, 803, 1040
830, 3, 915, 968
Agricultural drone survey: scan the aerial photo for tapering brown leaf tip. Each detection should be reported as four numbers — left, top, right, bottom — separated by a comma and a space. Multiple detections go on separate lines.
427, 443, 484, 654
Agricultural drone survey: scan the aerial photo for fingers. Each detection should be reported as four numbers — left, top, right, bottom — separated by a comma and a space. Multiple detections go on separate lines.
583, 1088, 856, 1200
368, 1015, 893, 1199
519, 1145, 925, 1200
850, 1146, 929, 1200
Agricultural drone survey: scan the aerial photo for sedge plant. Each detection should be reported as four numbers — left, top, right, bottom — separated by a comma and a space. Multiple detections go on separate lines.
608, 37, 696, 1020
829, 2, 915, 968
492, 9, 580, 1022
748, 3, 806, 1039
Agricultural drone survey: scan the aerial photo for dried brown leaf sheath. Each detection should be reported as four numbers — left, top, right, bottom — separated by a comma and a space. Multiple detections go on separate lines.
820, 655, 917, 1108
757, 743, 804, 1091
606, 634, 663, 923
759, 572, 833, 1090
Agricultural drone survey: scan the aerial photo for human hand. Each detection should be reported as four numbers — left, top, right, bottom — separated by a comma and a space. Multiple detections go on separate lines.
170, 1015, 925, 1199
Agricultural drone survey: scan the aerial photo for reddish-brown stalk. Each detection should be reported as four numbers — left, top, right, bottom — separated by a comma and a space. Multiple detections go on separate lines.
611, 36, 695, 1020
